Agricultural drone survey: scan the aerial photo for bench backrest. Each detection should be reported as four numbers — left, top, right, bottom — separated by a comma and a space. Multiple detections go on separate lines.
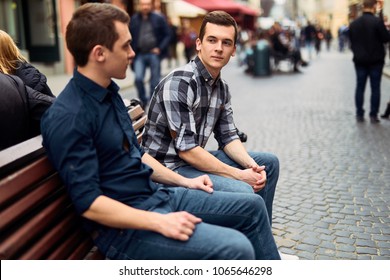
0, 104, 145, 260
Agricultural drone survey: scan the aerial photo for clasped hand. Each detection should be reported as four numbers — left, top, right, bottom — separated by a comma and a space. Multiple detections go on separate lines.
240, 165, 267, 192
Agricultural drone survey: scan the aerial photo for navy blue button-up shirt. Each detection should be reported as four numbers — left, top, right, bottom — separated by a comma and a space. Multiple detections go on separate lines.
41, 70, 169, 218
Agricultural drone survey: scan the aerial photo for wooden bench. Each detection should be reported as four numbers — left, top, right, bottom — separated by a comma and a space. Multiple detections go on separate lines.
0, 104, 146, 260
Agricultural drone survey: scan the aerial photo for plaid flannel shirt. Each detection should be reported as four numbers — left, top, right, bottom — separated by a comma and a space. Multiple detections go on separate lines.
142, 56, 239, 170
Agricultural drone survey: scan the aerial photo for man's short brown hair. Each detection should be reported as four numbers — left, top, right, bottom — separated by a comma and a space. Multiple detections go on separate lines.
363, 0, 377, 8
198, 11, 238, 45
66, 3, 129, 66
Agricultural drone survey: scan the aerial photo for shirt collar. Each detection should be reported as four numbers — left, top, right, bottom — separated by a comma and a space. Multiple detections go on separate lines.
194, 56, 221, 87
73, 68, 120, 103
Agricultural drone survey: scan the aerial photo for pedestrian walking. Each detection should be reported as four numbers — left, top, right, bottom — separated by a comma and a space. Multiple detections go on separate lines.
304, 21, 316, 60
324, 28, 333, 51
129, 0, 171, 107
349, 0, 390, 123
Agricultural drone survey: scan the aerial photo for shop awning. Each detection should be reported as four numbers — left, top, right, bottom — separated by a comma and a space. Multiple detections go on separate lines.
165, 0, 207, 18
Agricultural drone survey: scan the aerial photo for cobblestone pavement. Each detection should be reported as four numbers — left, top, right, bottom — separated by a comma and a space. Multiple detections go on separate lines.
219, 50, 390, 260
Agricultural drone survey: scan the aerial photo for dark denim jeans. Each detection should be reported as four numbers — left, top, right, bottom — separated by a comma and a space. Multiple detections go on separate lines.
98, 188, 280, 260
354, 63, 384, 117
176, 151, 279, 225
133, 53, 161, 106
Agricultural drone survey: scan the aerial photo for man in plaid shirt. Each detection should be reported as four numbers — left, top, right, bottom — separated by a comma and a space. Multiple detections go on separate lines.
142, 11, 279, 226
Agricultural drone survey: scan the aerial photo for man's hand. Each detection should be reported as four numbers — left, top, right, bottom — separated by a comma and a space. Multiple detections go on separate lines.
158, 212, 202, 241
185, 175, 214, 193
238, 165, 267, 192
251, 165, 267, 191
151, 47, 161, 55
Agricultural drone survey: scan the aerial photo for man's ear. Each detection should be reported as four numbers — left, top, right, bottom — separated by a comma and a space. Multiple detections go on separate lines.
91, 45, 106, 62
195, 38, 201, 52
231, 45, 236, 57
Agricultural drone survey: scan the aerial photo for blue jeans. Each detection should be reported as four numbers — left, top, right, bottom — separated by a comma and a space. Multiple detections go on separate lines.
133, 53, 161, 106
98, 188, 280, 260
176, 151, 279, 225
354, 63, 384, 117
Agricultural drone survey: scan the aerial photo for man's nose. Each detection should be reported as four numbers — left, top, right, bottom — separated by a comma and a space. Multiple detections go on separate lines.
215, 41, 223, 51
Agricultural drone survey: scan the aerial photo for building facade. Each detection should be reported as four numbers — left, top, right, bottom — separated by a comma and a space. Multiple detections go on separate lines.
0, 0, 135, 75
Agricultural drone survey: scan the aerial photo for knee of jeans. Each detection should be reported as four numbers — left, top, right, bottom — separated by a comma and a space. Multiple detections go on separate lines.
235, 182, 254, 193
135, 77, 144, 83
268, 154, 280, 169
216, 232, 255, 260
252, 152, 279, 169
248, 195, 267, 214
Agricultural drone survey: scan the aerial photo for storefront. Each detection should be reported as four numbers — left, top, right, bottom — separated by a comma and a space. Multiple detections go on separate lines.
0, 0, 59, 63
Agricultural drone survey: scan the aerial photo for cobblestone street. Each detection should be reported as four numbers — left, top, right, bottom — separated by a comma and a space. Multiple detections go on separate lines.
219, 50, 390, 260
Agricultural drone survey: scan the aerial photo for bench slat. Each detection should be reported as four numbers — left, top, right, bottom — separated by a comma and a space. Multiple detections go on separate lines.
133, 115, 147, 132
85, 246, 105, 260
47, 229, 88, 260
68, 239, 97, 260
0, 156, 55, 209
0, 173, 62, 232
19, 213, 77, 259
128, 105, 144, 121
0, 194, 69, 259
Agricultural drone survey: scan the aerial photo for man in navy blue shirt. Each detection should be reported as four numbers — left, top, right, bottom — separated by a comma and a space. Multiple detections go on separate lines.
40, 3, 280, 260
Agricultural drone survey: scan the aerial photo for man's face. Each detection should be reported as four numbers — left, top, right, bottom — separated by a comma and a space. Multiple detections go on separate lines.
105, 21, 135, 80
196, 22, 236, 78
139, 0, 153, 15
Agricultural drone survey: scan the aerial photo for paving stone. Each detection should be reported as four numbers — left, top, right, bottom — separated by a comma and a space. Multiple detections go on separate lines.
356, 255, 372, 260
355, 239, 377, 248
378, 248, 390, 256
336, 237, 355, 245
301, 237, 322, 246
377, 242, 390, 249
380, 227, 390, 234
372, 234, 390, 242
372, 256, 390, 260
295, 244, 317, 253
336, 244, 356, 253
276, 238, 296, 249
335, 251, 358, 259
356, 247, 378, 255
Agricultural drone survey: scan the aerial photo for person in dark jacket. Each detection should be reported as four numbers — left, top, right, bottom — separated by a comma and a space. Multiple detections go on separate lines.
0, 73, 54, 151
349, 0, 390, 123
0, 30, 54, 97
129, 0, 171, 107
